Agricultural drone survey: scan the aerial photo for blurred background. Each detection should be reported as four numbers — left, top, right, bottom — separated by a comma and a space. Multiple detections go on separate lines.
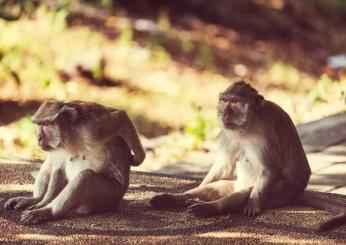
0, 0, 345, 173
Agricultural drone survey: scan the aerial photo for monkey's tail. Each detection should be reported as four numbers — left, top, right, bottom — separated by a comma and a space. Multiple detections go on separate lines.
295, 191, 346, 232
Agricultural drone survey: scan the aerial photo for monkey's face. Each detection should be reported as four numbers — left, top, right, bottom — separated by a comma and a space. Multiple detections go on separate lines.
36, 123, 62, 151
32, 100, 79, 151
218, 94, 250, 129
218, 81, 261, 130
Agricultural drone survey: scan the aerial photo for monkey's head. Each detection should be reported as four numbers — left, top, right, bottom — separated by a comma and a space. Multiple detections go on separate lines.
218, 81, 264, 130
31, 100, 78, 151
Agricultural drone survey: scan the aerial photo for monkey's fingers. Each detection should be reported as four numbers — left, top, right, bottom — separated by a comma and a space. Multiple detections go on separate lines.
311, 223, 324, 233
21, 210, 39, 225
185, 198, 203, 206
6, 197, 39, 210
20, 209, 51, 225
26, 205, 38, 211
186, 203, 218, 217
4, 198, 17, 210
4, 197, 31, 210
242, 203, 261, 217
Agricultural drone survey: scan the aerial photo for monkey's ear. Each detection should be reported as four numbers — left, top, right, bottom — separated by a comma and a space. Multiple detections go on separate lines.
59, 105, 78, 122
255, 95, 264, 109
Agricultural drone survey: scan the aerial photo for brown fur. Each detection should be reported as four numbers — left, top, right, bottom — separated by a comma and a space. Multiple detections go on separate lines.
4, 100, 145, 224
150, 81, 346, 231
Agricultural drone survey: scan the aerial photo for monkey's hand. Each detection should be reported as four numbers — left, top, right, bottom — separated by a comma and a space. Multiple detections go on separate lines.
20, 208, 52, 225
4, 197, 39, 210
243, 198, 261, 217
130, 153, 145, 166
187, 201, 219, 217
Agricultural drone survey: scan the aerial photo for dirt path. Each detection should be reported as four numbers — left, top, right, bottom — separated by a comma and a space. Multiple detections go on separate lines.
1, 159, 346, 244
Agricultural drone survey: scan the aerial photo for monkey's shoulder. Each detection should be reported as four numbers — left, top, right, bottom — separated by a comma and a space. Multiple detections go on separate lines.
66, 101, 122, 120
258, 100, 295, 129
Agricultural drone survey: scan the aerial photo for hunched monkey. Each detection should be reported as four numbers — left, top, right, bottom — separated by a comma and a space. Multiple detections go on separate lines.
4, 100, 145, 224
150, 81, 346, 231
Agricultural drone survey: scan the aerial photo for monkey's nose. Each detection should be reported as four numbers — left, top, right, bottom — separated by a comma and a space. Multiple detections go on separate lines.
38, 128, 45, 142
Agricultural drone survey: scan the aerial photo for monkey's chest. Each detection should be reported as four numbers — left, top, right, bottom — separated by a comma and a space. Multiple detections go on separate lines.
234, 151, 263, 191
64, 150, 110, 181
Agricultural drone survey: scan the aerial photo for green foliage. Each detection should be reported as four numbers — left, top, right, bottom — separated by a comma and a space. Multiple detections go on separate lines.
195, 37, 215, 70
309, 74, 334, 102
151, 46, 171, 63
117, 22, 133, 46
100, 0, 113, 8
184, 104, 217, 145
181, 40, 195, 54
92, 58, 104, 82
0, 0, 35, 21
49, 7, 68, 32
157, 8, 170, 31
17, 117, 36, 147
268, 61, 301, 88
15, 116, 42, 158
309, 74, 346, 103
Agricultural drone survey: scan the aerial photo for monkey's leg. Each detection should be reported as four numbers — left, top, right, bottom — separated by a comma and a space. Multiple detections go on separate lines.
243, 169, 278, 217
187, 186, 253, 217
26, 168, 67, 211
150, 180, 234, 208
4, 160, 51, 210
20, 169, 121, 224
262, 180, 295, 210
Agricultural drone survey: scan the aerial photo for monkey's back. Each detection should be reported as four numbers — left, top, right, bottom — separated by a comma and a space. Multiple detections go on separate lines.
260, 100, 311, 191
107, 136, 132, 197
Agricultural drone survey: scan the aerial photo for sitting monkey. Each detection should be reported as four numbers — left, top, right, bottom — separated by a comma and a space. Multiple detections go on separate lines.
150, 81, 346, 231
4, 100, 145, 224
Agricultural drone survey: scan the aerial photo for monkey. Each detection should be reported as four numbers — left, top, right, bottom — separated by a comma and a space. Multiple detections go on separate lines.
150, 81, 346, 231
4, 100, 145, 224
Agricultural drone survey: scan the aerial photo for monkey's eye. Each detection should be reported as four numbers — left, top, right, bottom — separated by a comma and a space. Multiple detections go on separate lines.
38, 121, 53, 126
229, 98, 239, 104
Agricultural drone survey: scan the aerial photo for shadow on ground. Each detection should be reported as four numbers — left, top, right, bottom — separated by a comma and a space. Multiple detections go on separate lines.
1, 161, 346, 244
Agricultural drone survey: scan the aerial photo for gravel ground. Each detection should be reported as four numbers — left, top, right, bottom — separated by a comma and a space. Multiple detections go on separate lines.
1, 159, 346, 244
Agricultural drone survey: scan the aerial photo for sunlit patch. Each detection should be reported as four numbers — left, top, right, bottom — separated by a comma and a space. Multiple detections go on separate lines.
198, 231, 255, 239
16, 233, 65, 241
123, 192, 151, 201
198, 230, 334, 244
281, 210, 324, 214
0, 184, 33, 193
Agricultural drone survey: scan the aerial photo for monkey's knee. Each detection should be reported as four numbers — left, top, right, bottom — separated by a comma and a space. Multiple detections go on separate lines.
71, 169, 122, 213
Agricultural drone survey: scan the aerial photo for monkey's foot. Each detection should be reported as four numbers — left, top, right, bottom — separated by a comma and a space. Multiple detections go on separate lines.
26, 204, 39, 211
243, 202, 261, 217
4, 197, 39, 210
187, 202, 219, 217
150, 194, 186, 208
20, 208, 52, 225
185, 198, 202, 206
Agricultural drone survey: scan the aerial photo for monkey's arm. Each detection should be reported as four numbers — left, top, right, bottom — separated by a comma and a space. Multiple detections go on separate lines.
244, 162, 278, 216
4, 159, 52, 210
200, 150, 235, 186
32, 159, 52, 199
27, 168, 67, 210
94, 110, 145, 166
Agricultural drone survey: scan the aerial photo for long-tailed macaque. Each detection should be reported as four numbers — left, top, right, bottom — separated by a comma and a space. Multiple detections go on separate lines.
4, 100, 145, 224
150, 81, 346, 231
